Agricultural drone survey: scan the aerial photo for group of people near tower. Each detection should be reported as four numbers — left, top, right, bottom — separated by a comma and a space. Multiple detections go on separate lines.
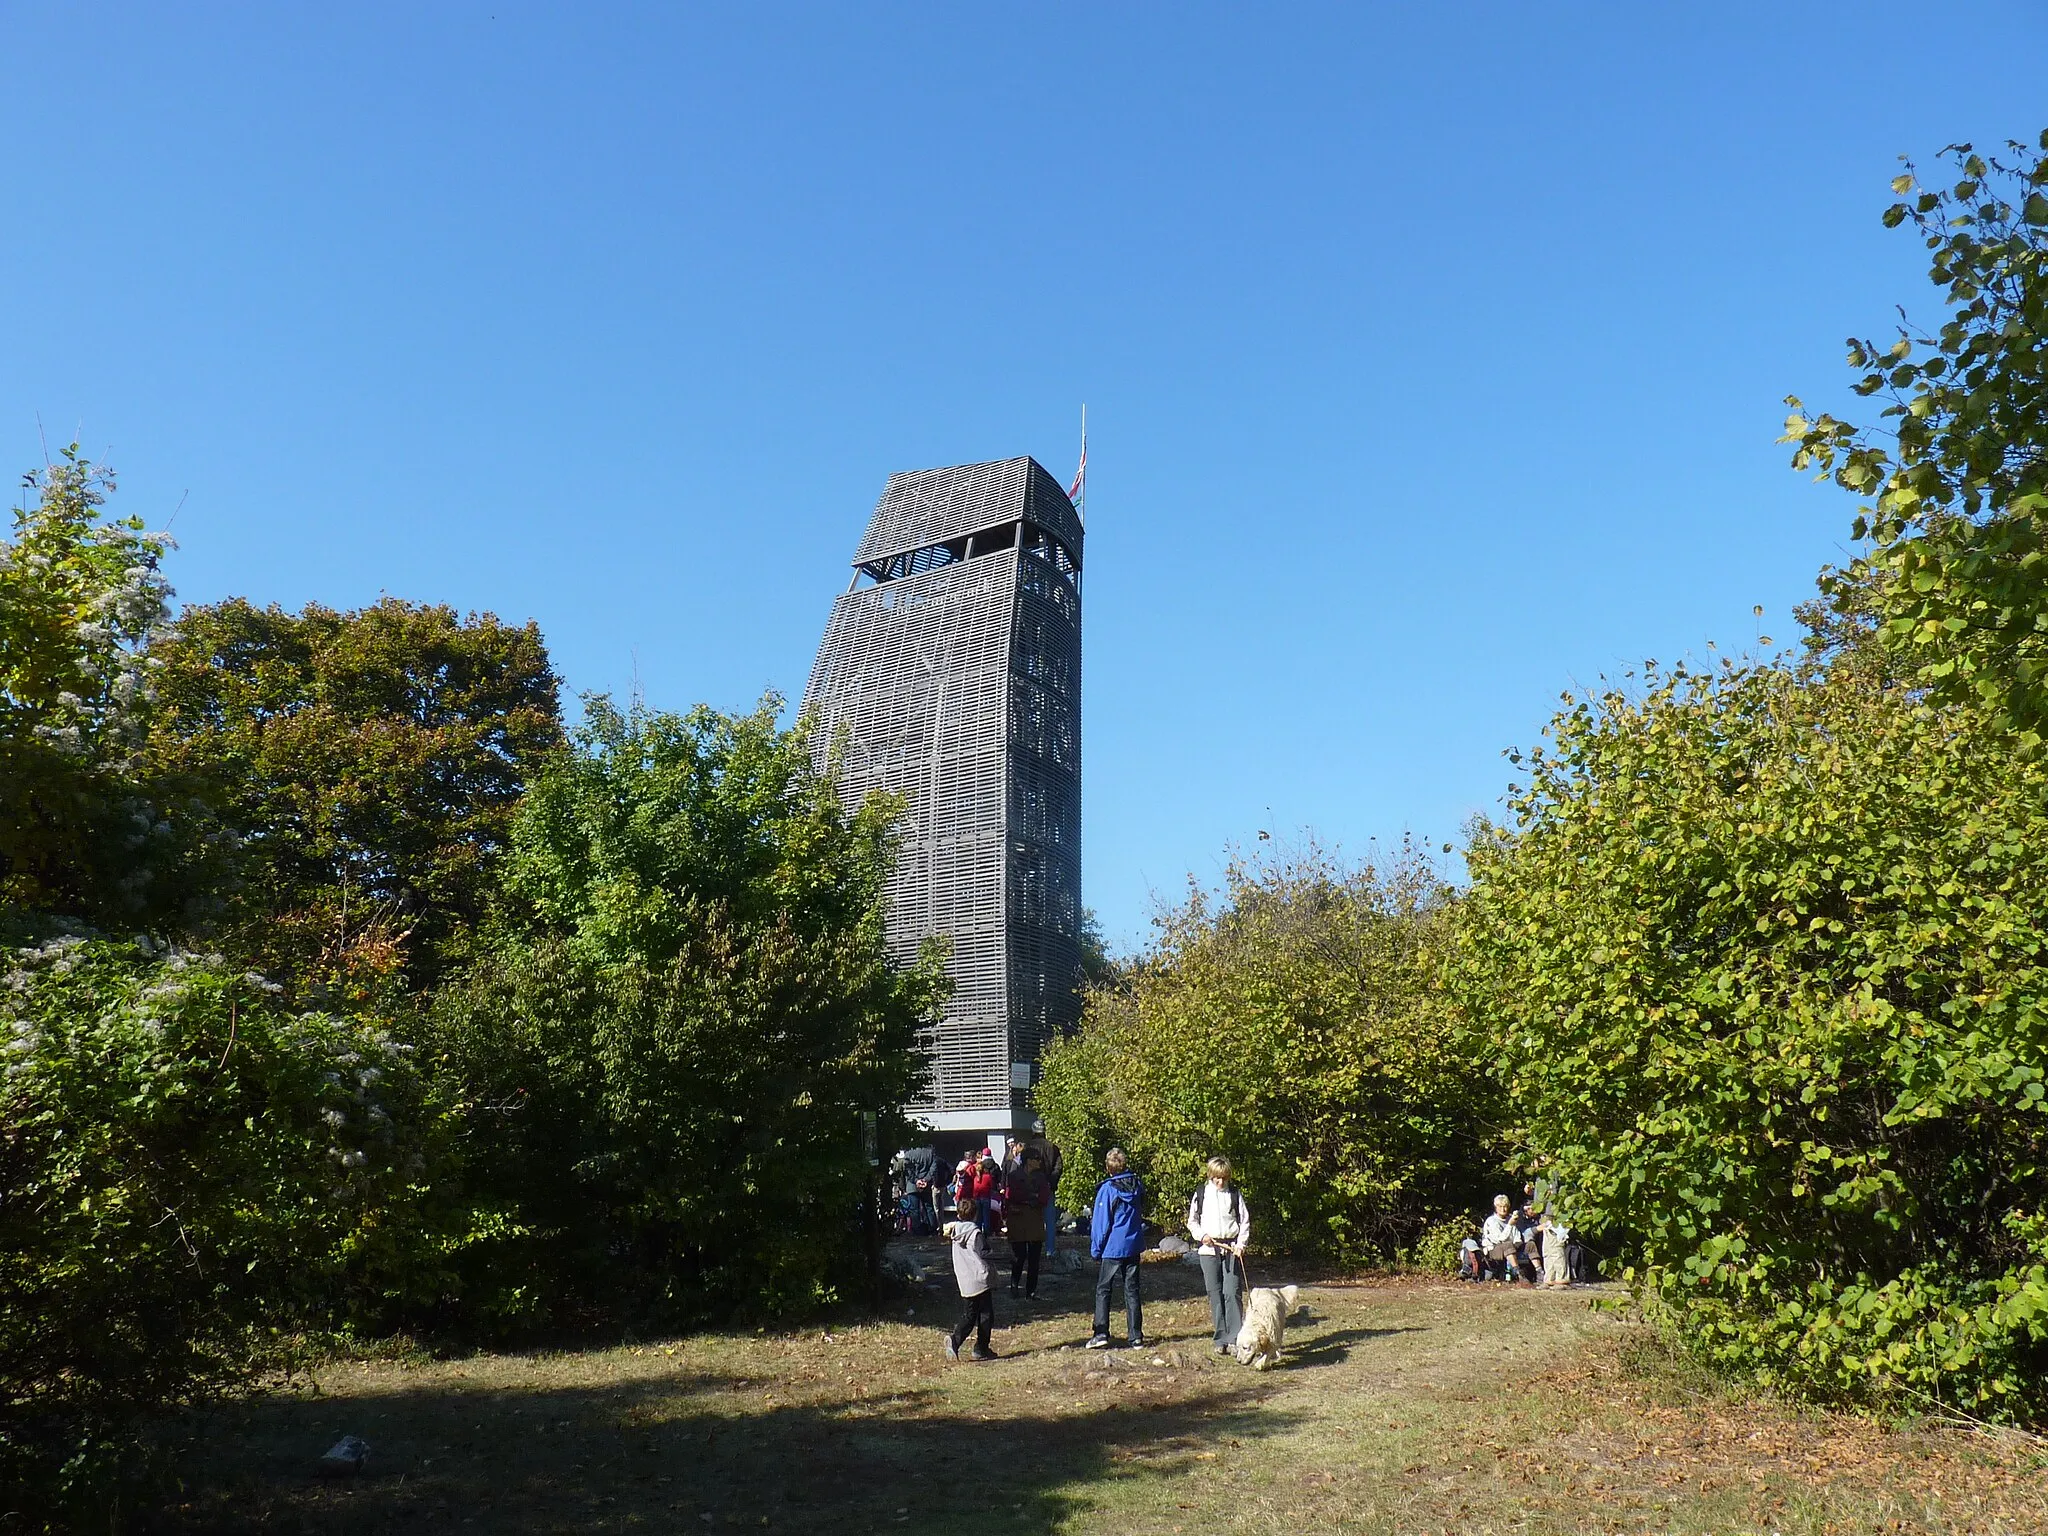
935, 1146, 1252, 1363
912, 1138, 1585, 1363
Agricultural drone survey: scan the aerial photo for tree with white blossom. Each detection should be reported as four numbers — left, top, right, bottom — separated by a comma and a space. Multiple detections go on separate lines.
0, 446, 199, 924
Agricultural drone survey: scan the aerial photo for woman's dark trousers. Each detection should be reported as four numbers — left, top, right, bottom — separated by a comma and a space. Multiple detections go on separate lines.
1009, 1240, 1042, 1297
1198, 1251, 1242, 1347
1093, 1257, 1143, 1340
950, 1290, 993, 1353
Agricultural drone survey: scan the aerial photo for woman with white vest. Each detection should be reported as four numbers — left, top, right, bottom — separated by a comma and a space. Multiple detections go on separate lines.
1187, 1156, 1251, 1355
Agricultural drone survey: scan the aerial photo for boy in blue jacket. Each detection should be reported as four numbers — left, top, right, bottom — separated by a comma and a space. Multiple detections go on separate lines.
1086, 1148, 1147, 1349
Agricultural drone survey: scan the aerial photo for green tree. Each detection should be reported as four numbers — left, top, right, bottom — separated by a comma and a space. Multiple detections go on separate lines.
146, 597, 563, 1002
1037, 842, 1487, 1261
428, 696, 943, 1327
1076, 906, 1125, 993
0, 449, 199, 926
1785, 132, 2048, 746
0, 936, 436, 1510
1454, 662, 2048, 1418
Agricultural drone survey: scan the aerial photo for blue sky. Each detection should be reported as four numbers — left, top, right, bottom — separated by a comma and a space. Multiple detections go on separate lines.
5, 4, 2044, 949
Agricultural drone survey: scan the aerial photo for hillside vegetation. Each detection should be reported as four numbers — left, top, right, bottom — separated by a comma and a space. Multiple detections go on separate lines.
4, 131, 2047, 1524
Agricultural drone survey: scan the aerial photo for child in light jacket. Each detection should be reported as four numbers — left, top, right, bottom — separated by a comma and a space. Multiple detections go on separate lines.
943, 1197, 998, 1360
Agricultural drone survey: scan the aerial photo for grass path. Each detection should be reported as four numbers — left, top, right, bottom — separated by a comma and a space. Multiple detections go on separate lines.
159, 1255, 2048, 1534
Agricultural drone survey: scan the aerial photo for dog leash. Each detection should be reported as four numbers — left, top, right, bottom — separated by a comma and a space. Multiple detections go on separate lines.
1201, 1241, 1252, 1302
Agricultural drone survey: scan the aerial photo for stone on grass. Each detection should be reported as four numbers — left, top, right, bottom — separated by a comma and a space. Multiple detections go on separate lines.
316, 1435, 369, 1478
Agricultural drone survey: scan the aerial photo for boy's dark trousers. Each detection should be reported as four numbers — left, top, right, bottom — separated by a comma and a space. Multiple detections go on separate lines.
950, 1289, 993, 1353
1093, 1256, 1143, 1340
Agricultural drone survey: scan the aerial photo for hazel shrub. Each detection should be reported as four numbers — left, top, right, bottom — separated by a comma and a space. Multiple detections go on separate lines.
1455, 663, 2048, 1420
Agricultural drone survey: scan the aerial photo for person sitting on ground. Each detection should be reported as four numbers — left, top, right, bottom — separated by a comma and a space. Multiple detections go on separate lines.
1458, 1225, 1484, 1282
1186, 1155, 1250, 1355
1481, 1194, 1523, 1283
1087, 1148, 1147, 1349
1514, 1193, 1542, 1280
1522, 1180, 1544, 1272
1003, 1146, 1051, 1299
943, 1196, 998, 1361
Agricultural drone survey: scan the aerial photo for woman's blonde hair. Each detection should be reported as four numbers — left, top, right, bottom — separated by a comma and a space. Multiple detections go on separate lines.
1104, 1147, 1127, 1173
1207, 1156, 1232, 1181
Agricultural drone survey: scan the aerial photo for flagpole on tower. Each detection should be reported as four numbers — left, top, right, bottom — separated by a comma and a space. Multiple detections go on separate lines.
1068, 404, 1088, 524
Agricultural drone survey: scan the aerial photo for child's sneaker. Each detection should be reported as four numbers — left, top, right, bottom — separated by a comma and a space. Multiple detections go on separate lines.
1084, 1334, 1112, 1349
1127, 1335, 1149, 1350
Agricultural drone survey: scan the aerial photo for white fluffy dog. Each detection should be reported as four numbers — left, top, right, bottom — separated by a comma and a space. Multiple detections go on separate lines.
1233, 1284, 1300, 1369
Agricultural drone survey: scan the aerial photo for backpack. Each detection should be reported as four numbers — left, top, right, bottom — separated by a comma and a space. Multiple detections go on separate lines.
1190, 1183, 1245, 1239
1567, 1238, 1600, 1283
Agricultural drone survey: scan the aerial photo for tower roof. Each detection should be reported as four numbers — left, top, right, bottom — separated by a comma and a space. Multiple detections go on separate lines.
851, 456, 1082, 569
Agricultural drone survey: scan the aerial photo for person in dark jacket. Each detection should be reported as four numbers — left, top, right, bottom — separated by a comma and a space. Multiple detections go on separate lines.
1003, 1146, 1052, 1299
1086, 1148, 1147, 1349
1025, 1120, 1064, 1257
898, 1144, 942, 1234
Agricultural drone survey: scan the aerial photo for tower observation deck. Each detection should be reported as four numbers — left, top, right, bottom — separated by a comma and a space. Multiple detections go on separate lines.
804, 457, 1083, 1134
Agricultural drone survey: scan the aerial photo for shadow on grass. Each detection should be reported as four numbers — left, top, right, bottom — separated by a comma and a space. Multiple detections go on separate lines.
144, 1364, 1299, 1536
1283, 1324, 1425, 1370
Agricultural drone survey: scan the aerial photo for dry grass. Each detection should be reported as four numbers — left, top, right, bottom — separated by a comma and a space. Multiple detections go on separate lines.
150, 1247, 2048, 1534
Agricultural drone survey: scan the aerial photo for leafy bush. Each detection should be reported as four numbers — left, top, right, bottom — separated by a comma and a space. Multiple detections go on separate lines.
427, 697, 942, 1329
1402, 1217, 1471, 1277
0, 936, 432, 1508
1037, 843, 1492, 1261
1455, 663, 2048, 1419
1031, 1024, 1125, 1216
